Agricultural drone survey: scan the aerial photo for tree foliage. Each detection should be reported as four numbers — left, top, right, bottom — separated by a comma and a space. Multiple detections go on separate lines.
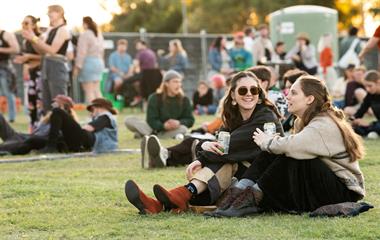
110, 0, 343, 33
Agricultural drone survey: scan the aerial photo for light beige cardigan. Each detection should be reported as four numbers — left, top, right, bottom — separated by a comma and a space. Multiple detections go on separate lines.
260, 115, 365, 198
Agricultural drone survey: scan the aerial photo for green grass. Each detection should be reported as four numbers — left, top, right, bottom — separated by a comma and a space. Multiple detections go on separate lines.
0, 110, 379, 240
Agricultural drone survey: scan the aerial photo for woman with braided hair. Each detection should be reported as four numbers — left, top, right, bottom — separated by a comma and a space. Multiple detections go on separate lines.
208, 75, 366, 217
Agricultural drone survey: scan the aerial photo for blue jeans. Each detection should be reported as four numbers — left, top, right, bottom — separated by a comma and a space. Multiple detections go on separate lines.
354, 121, 380, 136
0, 69, 16, 121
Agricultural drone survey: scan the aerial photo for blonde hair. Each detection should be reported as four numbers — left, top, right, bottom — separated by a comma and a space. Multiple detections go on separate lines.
296, 76, 364, 162
156, 80, 184, 102
169, 39, 187, 57
48, 5, 66, 24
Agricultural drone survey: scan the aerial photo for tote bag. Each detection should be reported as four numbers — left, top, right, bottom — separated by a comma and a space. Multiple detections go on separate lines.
338, 39, 360, 69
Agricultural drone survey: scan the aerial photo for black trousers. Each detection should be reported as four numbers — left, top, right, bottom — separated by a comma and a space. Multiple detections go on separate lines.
49, 108, 93, 152
166, 137, 196, 166
242, 152, 361, 212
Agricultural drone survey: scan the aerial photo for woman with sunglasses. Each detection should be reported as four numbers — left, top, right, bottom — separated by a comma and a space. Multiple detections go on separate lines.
208, 75, 365, 217
124, 71, 283, 214
14, 15, 42, 131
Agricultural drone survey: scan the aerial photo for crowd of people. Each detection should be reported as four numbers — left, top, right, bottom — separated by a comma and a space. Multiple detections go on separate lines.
0, 4, 379, 218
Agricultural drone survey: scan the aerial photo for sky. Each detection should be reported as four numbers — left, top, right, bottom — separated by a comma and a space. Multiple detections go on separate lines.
0, 0, 121, 32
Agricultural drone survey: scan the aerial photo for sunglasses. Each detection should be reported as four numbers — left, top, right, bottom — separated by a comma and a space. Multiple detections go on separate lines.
237, 86, 260, 96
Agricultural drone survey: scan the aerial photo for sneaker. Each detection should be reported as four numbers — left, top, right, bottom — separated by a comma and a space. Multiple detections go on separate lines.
147, 135, 168, 168
140, 136, 149, 168
367, 131, 379, 140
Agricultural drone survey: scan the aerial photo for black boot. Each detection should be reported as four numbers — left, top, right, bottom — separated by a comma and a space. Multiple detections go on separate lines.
213, 187, 262, 218
203, 187, 243, 217
38, 143, 59, 154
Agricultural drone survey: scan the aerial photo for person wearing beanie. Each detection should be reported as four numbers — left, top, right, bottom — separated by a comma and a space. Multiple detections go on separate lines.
0, 95, 75, 155
41, 98, 118, 153
125, 70, 194, 140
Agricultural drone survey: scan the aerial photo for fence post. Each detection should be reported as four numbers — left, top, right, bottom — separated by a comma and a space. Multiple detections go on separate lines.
200, 29, 207, 80
139, 28, 147, 41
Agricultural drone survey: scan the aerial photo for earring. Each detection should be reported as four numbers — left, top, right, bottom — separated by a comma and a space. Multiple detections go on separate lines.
232, 100, 237, 106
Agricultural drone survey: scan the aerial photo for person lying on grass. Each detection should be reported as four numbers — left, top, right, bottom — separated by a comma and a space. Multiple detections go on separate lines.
125, 71, 283, 214
205, 75, 365, 218
0, 95, 76, 155
40, 98, 118, 154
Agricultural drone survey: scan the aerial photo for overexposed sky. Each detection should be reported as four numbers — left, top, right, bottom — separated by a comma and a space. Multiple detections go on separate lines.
0, 0, 121, 32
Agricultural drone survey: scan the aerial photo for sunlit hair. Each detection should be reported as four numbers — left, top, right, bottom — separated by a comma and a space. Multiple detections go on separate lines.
156, 77, 184, 102
283, 68, 308, 86
222, 71, 281, 131
296, 76, 364, 162
83, 16, 98, 37
48, 5, 66, 24
169, 39, 187, 57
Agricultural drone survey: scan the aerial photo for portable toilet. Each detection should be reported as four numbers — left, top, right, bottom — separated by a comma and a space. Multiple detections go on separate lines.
269, 5, 338, 62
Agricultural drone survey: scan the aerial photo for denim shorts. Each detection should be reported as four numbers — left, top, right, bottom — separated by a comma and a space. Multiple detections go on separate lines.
78, 57, 104, 83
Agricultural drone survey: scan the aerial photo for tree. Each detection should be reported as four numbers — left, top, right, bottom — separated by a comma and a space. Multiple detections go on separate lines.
110, 0, 182, 32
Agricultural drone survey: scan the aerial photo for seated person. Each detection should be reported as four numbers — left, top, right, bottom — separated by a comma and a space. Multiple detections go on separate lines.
344, 66, 367, 117
108, 39, 133, 93
208, 75, 365, 218
124, 71, 284, 214
351, 70, 380, 139
124, 70, 194, 139
42, 98, 118, 153
0, 95, 75, 155
331, 64, 355, 109
193, 81, 216, 115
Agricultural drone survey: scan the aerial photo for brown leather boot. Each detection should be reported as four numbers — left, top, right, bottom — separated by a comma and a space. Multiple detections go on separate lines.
216, 187, 244, 210
153, 184, 192, 213
125, 180, 163, 214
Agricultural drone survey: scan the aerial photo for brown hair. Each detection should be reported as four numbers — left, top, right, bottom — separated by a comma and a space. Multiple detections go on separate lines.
83, 16, 98, 37
247, 66, 271, 83
296, 76, 364, 162
156, 78, 184, 103
283, 69, 308, 86
25, 15, 40, 36
364, 70, 380, 83
222, 71, 281, 131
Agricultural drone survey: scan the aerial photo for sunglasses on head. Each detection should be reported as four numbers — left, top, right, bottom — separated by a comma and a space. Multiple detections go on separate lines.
237, 86, 260, 96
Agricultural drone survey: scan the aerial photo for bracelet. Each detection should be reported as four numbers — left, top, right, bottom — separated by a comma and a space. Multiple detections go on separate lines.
32, 36, 39, 44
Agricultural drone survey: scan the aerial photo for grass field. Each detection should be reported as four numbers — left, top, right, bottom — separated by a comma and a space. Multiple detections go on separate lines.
0, 110, 379, 240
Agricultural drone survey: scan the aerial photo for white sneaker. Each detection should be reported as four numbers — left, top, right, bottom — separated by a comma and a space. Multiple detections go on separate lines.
147, 135, 168, 168
367, 131, 379, 140
140, 136, 149, 168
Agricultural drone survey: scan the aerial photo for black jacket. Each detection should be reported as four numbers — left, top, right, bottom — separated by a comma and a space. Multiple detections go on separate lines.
197, 104, 283, 166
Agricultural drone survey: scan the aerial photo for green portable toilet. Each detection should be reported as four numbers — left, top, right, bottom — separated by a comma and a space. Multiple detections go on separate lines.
269, 5, 338, 62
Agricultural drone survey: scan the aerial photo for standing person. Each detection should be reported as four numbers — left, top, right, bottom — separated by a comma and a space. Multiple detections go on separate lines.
73, 16, 104, 103
208, 36, 233, 77
318, 33, 338, 92
124, 71, 283, 214
358, 24, 380, 63
340, 26, 361, 60
252, 24, 274, 65
0, 28, 20, 122
286, 32, 318, 75
107, 39, 133, 93
243, 27, 255, 52
124, 70, 194, 139
42, 98, 118, 153
229, 32, 253, 71
14, 16, 42, 130
135, 40, 157, 72
351, 70, 380, 139
22, 5, 71, 113
209, 76, 365, 217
